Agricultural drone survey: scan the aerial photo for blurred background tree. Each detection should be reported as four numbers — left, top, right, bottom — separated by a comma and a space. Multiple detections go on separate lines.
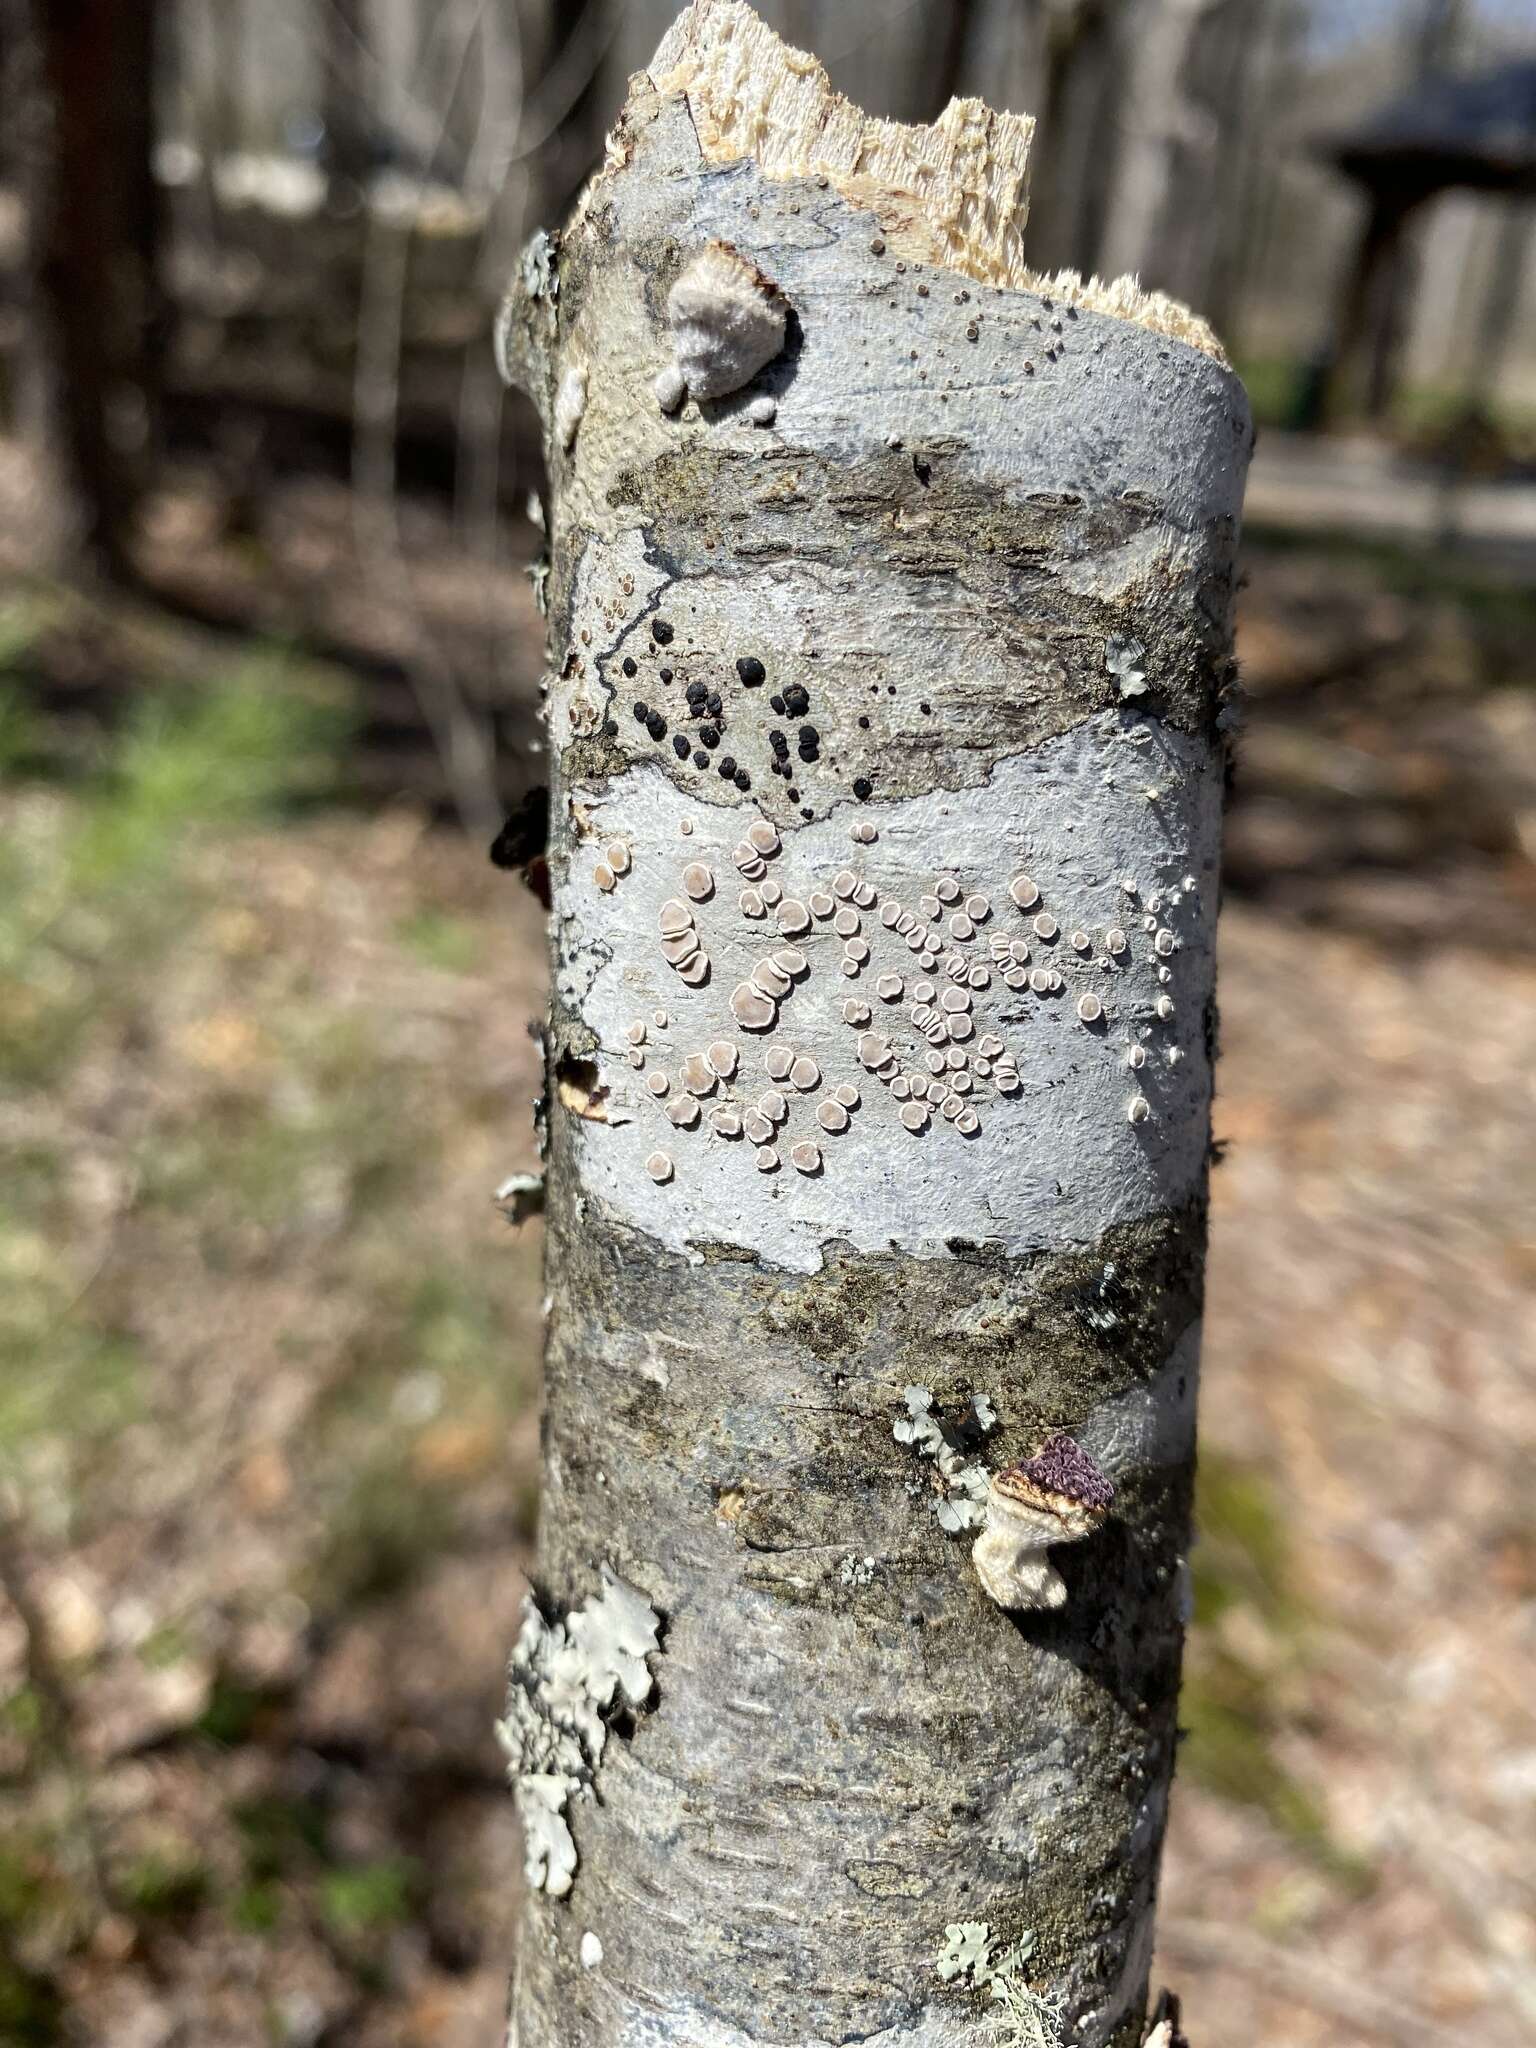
0, 5, 1533, 2047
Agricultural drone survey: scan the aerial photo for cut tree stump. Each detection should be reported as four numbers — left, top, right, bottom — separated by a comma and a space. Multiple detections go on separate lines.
494, 6, 1251, 2044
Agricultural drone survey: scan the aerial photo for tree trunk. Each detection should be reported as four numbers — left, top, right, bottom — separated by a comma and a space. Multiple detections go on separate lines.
23, 0, 163, 582
495, 6, 1251, 2045
320, 0, 373, 203
1094, 0, 1250, 303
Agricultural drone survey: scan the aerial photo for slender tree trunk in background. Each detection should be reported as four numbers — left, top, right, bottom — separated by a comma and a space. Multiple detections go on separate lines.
496, 6, 1250, 2044
1095, 0, 1268, 315
320, 0, 373, 202
1023, 0, 1120, 280
23, 0, 163, 581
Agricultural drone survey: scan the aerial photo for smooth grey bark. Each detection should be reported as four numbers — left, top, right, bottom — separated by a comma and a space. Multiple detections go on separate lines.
495, 7, 1250, 2045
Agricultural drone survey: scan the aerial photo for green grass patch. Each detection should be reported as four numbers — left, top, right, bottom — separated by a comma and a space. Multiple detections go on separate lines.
317, 1857, 417, 1938
117, 1848, 210, 1922
1182, 1452, 1370, 1888
1244, 523, 1536, 640
306, 1454, 460, 1613
395, 908, 482, 975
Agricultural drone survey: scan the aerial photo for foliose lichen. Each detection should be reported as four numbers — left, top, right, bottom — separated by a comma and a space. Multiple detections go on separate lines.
893, 1385, 995, 1531
495, 1566, 663, 1898
937, 1920, 1065, 2048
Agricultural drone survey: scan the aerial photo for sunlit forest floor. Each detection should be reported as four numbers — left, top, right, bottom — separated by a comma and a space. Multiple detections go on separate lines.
1, 489, 1534, 2045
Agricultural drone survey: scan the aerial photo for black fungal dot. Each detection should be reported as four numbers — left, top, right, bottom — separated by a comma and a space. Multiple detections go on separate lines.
736, 656, 766, 687
770, 693, 786, 715
853, 776, 873, 800
719, 755, 737, 778
632, 701, 648, 721
798, 724, 819, 746
783, 684, 810, 717
734, 769, 751, 791
651, 618, 674, 645
622, 657, 637, 678
659, 666, 674, 683
787, 786, 800, 802
693, 749, 708, 768
699, 724, 720, 748
672, 734, 690, 760
920, 702, 932, 716
646, 713, 666, 741
601, 718, 618, 737
769, 729, 789, 756
800, 806, 813, 819
857, 715, 870, 730
707, 692, 723, 717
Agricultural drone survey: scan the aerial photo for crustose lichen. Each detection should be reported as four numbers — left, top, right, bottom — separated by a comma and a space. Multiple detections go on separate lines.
937, 1921, 1065, 2048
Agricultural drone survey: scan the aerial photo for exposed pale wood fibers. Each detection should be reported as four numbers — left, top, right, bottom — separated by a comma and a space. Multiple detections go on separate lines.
647, 0, 1226, 360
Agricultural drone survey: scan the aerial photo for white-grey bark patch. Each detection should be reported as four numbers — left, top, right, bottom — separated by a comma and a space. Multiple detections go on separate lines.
558, 716, 1218, 1272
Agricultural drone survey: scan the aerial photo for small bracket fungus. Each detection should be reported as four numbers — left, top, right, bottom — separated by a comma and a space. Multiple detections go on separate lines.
493, 1170, 545, 1227
971, 1433, 1114, 1612
666, 240, 787, 402
496, 1567, 663, 1898
652, 362, 687, 413
1141, 1990, 1189, 2048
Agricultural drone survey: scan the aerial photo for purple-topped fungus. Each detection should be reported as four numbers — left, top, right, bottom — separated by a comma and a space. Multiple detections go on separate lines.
971, 1434, 1114, 1611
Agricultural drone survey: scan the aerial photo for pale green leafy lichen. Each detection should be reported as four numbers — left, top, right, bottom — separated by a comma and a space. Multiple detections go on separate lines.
894, 1386, 995, 1532
496, 1567, 662, 1898
937, 1921, 1062, 2048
